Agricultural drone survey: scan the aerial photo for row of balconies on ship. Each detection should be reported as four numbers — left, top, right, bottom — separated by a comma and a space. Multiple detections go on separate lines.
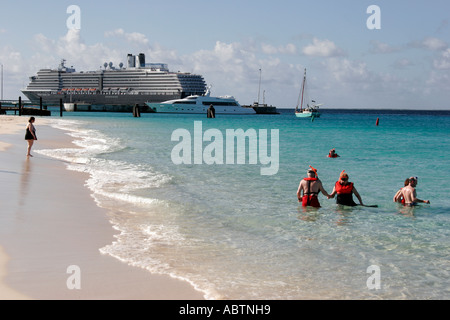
27, 81, 205, 90
27, 88, 206, 95
28, 80, 205, 88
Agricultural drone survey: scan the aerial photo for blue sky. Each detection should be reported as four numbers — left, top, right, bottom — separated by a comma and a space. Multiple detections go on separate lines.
1, 0, 449, 109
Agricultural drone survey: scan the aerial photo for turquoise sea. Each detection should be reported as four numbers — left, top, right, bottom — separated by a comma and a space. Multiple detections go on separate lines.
37, 108, 450, 299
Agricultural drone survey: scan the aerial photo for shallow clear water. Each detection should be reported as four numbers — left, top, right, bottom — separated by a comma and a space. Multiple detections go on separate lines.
38, 109, 450, 299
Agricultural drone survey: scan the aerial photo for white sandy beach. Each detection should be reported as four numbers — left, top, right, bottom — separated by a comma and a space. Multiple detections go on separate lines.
0, 115, 204, 300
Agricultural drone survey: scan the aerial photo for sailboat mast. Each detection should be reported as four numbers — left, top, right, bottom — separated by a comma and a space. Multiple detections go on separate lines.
257, 68, 262, 106
300, 68, 306, 112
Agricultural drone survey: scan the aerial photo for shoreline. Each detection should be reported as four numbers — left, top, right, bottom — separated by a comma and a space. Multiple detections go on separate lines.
0, 115, 205, 300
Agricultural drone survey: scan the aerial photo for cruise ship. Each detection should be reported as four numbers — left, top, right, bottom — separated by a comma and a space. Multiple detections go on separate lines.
21, 53, 207, 110
146, 87, 255, 114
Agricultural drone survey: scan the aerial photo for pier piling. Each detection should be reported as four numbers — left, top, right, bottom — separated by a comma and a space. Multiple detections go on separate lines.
207, 105, 216, 118
133, 104, 141, 117
18, 97, 22, 116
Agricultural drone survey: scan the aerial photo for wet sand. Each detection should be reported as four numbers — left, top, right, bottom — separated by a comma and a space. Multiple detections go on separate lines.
0, 115, 205, 300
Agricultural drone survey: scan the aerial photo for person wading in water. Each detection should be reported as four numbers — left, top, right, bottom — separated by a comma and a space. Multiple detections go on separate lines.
328, 170, 364, 206
297, 166, 330, 208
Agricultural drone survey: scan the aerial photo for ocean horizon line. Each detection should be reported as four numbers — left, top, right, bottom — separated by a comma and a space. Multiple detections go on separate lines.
275, 108, 450, 114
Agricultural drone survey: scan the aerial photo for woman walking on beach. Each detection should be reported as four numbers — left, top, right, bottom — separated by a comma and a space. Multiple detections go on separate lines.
25, 117, 37, 157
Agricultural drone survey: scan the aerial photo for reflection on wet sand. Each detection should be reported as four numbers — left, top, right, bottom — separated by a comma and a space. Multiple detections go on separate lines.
18, 158, 32, 209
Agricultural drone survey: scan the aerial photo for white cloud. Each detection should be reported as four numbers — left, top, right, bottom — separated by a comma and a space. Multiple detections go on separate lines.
105, 28, 149, 46
0, 29, 124, 99
30, 29, 121, 71
433, 48, 450, 69
393, 58, 414, 69
188, 41, 258, 90
409, 37, 448, 51
261, 43, 297, 55
104, 29, 124, 37
422, 37, 447, 51
302, 38, 343, 57
184, 41, 303, 106
261, 43, 278, 55
427, 69, 450, 90
369, 41, 402, 54
316, 56, 431, 108
0, 46, 24, 74
322, 58, 371, 84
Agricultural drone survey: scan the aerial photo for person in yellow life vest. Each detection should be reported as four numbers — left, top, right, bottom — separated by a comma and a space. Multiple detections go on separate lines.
329, 170, 364, 206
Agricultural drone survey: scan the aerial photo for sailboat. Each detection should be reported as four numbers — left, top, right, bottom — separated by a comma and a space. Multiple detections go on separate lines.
242, 68, 279, 114
295, 69, 322, 118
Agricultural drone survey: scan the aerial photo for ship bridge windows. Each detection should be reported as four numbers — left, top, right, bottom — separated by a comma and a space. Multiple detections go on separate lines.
202, 101, 238, 106
173, 101, 196, 105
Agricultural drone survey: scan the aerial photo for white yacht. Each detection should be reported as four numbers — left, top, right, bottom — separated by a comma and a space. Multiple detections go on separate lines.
146, 88, 255, 114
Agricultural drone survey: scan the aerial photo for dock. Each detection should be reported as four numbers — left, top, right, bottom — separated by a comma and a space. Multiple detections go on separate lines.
0, 99, 51, 116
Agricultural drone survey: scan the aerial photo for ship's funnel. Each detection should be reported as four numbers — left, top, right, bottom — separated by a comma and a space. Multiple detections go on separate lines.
127, 54, 136, 68
138, 53, 145, 68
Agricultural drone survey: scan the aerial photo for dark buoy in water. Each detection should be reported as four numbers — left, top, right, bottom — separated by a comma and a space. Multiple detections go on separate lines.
376, 117, 379, 126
